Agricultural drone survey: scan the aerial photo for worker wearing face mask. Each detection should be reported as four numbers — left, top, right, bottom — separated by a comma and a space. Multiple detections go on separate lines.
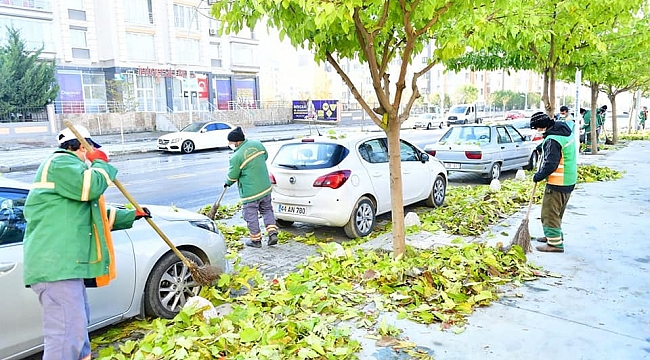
224, 126, 278, 248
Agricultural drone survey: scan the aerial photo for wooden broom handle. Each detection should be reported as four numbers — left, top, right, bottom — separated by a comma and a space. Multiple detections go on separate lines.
63, 121, 194, 268
525, 181, 538, 221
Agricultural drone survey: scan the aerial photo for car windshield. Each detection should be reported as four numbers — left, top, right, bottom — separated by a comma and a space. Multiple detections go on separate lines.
181, 122, 207, 132
272, 143, 349, 170
511, 118, 531, 129
450, 106, 467, 114
438, 126, 491, 144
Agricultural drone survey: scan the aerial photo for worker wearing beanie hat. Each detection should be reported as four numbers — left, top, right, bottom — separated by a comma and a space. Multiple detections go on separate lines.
224, 126, 278, 248
529, 111, 577, 253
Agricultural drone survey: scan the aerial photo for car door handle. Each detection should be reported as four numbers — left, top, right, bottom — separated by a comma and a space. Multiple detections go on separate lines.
371, 172, 382, 177
0, 262, 16, 274
501, 146, 505, 149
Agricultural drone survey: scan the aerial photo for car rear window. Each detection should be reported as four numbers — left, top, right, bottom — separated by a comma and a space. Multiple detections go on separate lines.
272, 143, 349, 170
439, 126, 491, 143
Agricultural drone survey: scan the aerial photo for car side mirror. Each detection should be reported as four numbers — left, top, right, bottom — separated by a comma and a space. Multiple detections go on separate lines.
200, 129, 206, 133
524, 135, 532, 141
420, 152, 429, 163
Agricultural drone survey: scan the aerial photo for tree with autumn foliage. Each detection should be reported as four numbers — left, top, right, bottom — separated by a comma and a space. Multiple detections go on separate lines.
211, 0, 522, 257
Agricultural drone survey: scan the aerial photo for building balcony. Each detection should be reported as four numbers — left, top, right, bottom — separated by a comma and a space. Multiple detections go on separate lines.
0, 0, 51, 12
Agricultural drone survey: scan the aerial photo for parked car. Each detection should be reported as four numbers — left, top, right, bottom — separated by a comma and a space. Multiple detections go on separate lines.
423, 124, 539, 182
403, 113, 444, 130
446, 103, 486, 126
505, 110, 525, 120
158, 121, 234, 154
269, 134, 448, 238
509, 118, 543, 143
0, 178, 228, 360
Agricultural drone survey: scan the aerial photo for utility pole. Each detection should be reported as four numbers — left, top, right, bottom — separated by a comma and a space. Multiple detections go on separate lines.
186, 0, 205, 125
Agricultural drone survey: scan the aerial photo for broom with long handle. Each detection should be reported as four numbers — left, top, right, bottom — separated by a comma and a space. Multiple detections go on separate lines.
207, 186, 228, 220
64, 121, 222, 285
510, 181, 537, 253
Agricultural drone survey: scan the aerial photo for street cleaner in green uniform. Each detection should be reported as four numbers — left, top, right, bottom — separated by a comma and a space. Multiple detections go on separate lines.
529, 112, 578, 253
23, 125, 151, 360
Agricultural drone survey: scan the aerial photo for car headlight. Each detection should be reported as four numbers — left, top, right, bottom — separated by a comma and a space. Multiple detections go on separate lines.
171, 138, 181, 143
190, 220, 218, 233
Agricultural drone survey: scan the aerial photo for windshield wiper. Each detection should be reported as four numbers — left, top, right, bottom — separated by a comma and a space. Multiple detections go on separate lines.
278, 163, 299, 169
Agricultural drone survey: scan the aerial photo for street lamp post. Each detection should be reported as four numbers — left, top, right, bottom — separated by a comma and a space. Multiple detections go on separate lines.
186, 0, 205, 124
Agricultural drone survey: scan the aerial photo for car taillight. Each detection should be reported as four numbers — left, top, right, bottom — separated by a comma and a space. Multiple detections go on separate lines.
426, 150, 436, 156
313, 170, 351, 189
465, 151, 482, 159
270, 173, 276, 184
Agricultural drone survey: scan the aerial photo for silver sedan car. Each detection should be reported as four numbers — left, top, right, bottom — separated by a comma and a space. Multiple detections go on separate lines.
423, 124, 540, 182
0, 178, 227, 360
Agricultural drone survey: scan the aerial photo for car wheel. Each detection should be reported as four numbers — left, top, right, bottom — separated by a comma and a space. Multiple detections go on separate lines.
463, 120, 468, 124
276, 219, 294, 227
426, 122, 432, 130
439, 122, 443, 129
144, 250, 203, 319
524, 151, 539, 170
343, 196, 375, 238
425, 174, 446, 207
486, 162, 501, 182
181, 140, 195, 154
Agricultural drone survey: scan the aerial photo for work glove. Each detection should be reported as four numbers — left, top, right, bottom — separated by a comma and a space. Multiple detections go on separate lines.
224, 183, 230, 188
532, 173, 543, 183
135, 207, 152, 220
87, 148, 109, 163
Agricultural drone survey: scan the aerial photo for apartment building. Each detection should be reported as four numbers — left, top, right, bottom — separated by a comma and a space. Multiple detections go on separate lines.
46, 0, 260, 114
0, 1, 55, 56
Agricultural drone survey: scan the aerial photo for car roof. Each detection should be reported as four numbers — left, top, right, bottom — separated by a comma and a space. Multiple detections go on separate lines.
281, 133, 389, 147
0, 177, 31, 191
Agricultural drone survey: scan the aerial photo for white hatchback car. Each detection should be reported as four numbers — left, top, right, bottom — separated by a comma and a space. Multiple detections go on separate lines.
269, 134, 448, 238
158, 121, 234, 154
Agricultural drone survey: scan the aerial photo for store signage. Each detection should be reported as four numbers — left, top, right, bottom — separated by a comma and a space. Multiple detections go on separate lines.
292, 100, 339, 121
137, 66, 188, 78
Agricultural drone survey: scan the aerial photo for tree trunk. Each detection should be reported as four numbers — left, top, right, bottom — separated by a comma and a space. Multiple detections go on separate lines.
549, 67, 556, 116
590, 83, 598, 154
542, 70, 551, 115
609, 93, 618, 144
386, 114, 406, 258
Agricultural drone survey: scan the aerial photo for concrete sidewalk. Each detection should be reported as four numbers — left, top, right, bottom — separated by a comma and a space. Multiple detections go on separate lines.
355, 140, 650, 359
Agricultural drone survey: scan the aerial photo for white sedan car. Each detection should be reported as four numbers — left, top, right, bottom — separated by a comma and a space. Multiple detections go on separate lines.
158, 121, 234, 154
269, 134, 448, 238
0, 178, 228, 360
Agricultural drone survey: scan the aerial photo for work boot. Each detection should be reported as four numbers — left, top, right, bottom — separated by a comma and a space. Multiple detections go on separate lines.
244, 239, 262, 248
536, 244, 564, 253
267, 232, 278, 246
534, 237, 548, 243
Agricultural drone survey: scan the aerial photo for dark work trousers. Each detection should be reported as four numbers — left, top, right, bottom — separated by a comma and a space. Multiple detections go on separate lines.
242, 194, 277, 241
541, 186, 572, 248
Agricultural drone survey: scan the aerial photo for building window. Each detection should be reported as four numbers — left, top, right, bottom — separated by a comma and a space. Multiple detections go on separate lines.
0, 16, 55, 52
173, 4, 199, 30
1, 0, 52, 11
176, 38, 200, 65
70, 28, 87, 48
68, 9, 87, 21
124, 0, 153, 25
126, 32, 155, 61
82, 73, 106, 102
67, 0, 83, 9
210, 42, 222, 68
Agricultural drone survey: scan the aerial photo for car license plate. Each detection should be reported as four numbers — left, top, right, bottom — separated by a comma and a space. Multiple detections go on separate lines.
277, 204, 306, 215
444, 162, 461, 169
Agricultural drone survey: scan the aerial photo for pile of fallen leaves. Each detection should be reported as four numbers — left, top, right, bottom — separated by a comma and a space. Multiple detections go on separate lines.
93, 243, 539, 360
618, 131, 650, 141
199, 203, 243, 220
577, 164, 623, 182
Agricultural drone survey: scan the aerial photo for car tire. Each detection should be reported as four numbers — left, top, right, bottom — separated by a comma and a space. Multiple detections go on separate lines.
343, 196, 375, 238
426, 122, 432, 130
425, 174, 446, 207
463, 120, 468, 125
486, 162, 501, 182
524, 151, 539, 170
144, 250, 203, 319
181, 140, 195, 154
276, 219, 294, 227
439, 122, 443, 129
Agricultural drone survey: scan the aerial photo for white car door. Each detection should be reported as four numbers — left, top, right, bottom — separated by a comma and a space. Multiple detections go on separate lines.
358, 139, 391, 213
505, 125, 530, 167
398, 140, 431, 204
196, 123, 219, 150
214, 123, 233, 148
495, 126, 517, 169
0, 189, 42, 359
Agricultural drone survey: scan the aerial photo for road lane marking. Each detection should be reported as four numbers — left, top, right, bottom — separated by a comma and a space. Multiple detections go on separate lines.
167, 174, 196, 179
